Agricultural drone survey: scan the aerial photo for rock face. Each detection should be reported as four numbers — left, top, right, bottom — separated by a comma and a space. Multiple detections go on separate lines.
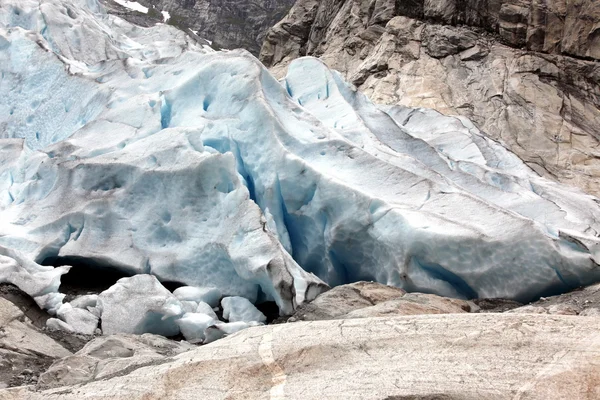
2, 314, 600, 399
261, 0, 600, 196
286, 281, 471, 321
0, 297, 73, 389
123, 0, 297, 55
510, 282, 600, 316
37, 334, 192, 390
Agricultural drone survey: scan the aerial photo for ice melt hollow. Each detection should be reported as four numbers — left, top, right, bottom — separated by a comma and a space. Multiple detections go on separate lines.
1, 0, 600, 342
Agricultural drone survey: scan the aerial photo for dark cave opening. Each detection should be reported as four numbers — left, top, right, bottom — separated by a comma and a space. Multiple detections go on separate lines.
40, 256, 134, 302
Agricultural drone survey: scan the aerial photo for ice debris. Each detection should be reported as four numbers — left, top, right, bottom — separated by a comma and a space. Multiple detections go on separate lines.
222, 296, 267, 324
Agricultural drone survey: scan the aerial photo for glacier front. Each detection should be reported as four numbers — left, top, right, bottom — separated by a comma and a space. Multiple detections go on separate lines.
1, 0, 600, 338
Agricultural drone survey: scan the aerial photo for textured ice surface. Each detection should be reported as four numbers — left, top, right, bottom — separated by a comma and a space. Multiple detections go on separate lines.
175, 312, 217, 343
222, 296, 267, 323
70, 295, 98, 310
56, 303, 99, 335
173, 287, 222, 308
196, 302, 218, 319
1, 0, 600, 342
0, 0, 327, 318
46, 318, 75, 333
97, 275, 183, 336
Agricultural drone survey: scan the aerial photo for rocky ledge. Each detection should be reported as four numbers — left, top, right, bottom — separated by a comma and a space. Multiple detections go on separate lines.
2, 281, 599, 398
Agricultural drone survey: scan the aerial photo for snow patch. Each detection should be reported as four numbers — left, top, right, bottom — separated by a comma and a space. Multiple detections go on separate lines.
113, 0, 148, 13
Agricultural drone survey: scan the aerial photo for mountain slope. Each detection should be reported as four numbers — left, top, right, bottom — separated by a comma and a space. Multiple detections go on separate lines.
105, 0, 297, 55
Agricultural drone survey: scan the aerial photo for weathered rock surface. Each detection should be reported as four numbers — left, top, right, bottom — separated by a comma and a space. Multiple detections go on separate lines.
510, 282, 600, 316
261, 0, 600, 196
286, 281, 471, 321
37, 334, 192, 390
99, 0, 162, 28
286, 281, 404, 321
0, 297, 72, 389
2, 314, 599, 399
106, 0, 296, 55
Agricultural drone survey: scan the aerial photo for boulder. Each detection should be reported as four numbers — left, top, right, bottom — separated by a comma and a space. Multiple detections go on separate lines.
0, 297, 72, 389
510, 283, 600, 316
37, 334, 192, 390
286, 282, 471, 321
287, 281, 406, 321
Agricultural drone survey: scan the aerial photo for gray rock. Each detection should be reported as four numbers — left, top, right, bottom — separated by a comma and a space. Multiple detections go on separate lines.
510, 283, 600, 316
0, 297, 72, 389
4, 314, 600, 399
102, 0, 296, 55
37, 334, 192, 390
285, 282, 471, 322
286, 281, 406, 321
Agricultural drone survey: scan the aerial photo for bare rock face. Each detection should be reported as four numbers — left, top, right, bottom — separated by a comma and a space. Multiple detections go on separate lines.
509, 282, 600, 316
3, 314, 600, 399
37, 334, 193, 390
261, 0, 600, 196
286, 281, 407, 321
286, 281, 471, 321
0, 297, 72, 389
120, 0, 298, 55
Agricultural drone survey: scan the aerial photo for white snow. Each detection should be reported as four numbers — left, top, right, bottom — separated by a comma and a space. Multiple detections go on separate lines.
1, 0, 600, 343
161, 10, 170, 22
113, 0, 148, 14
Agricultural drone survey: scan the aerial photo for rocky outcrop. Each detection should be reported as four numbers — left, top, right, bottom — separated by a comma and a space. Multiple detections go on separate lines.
116, 0, 297, 55
510, 282, 600, 316
3, 314, 600, 399
286, 281, 471, 321
261, 0, 600, 196
0, 296, 72, 389
37, 334, 192, 390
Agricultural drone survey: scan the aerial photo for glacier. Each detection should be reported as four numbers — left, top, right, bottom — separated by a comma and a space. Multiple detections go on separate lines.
1, 0, 600, 339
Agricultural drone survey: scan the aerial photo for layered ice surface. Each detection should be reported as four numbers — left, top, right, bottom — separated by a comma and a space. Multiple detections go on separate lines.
1, 0, 600, 339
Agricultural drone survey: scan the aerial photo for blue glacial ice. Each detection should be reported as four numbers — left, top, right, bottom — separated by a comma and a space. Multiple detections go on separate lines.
1, 0, 600, 339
